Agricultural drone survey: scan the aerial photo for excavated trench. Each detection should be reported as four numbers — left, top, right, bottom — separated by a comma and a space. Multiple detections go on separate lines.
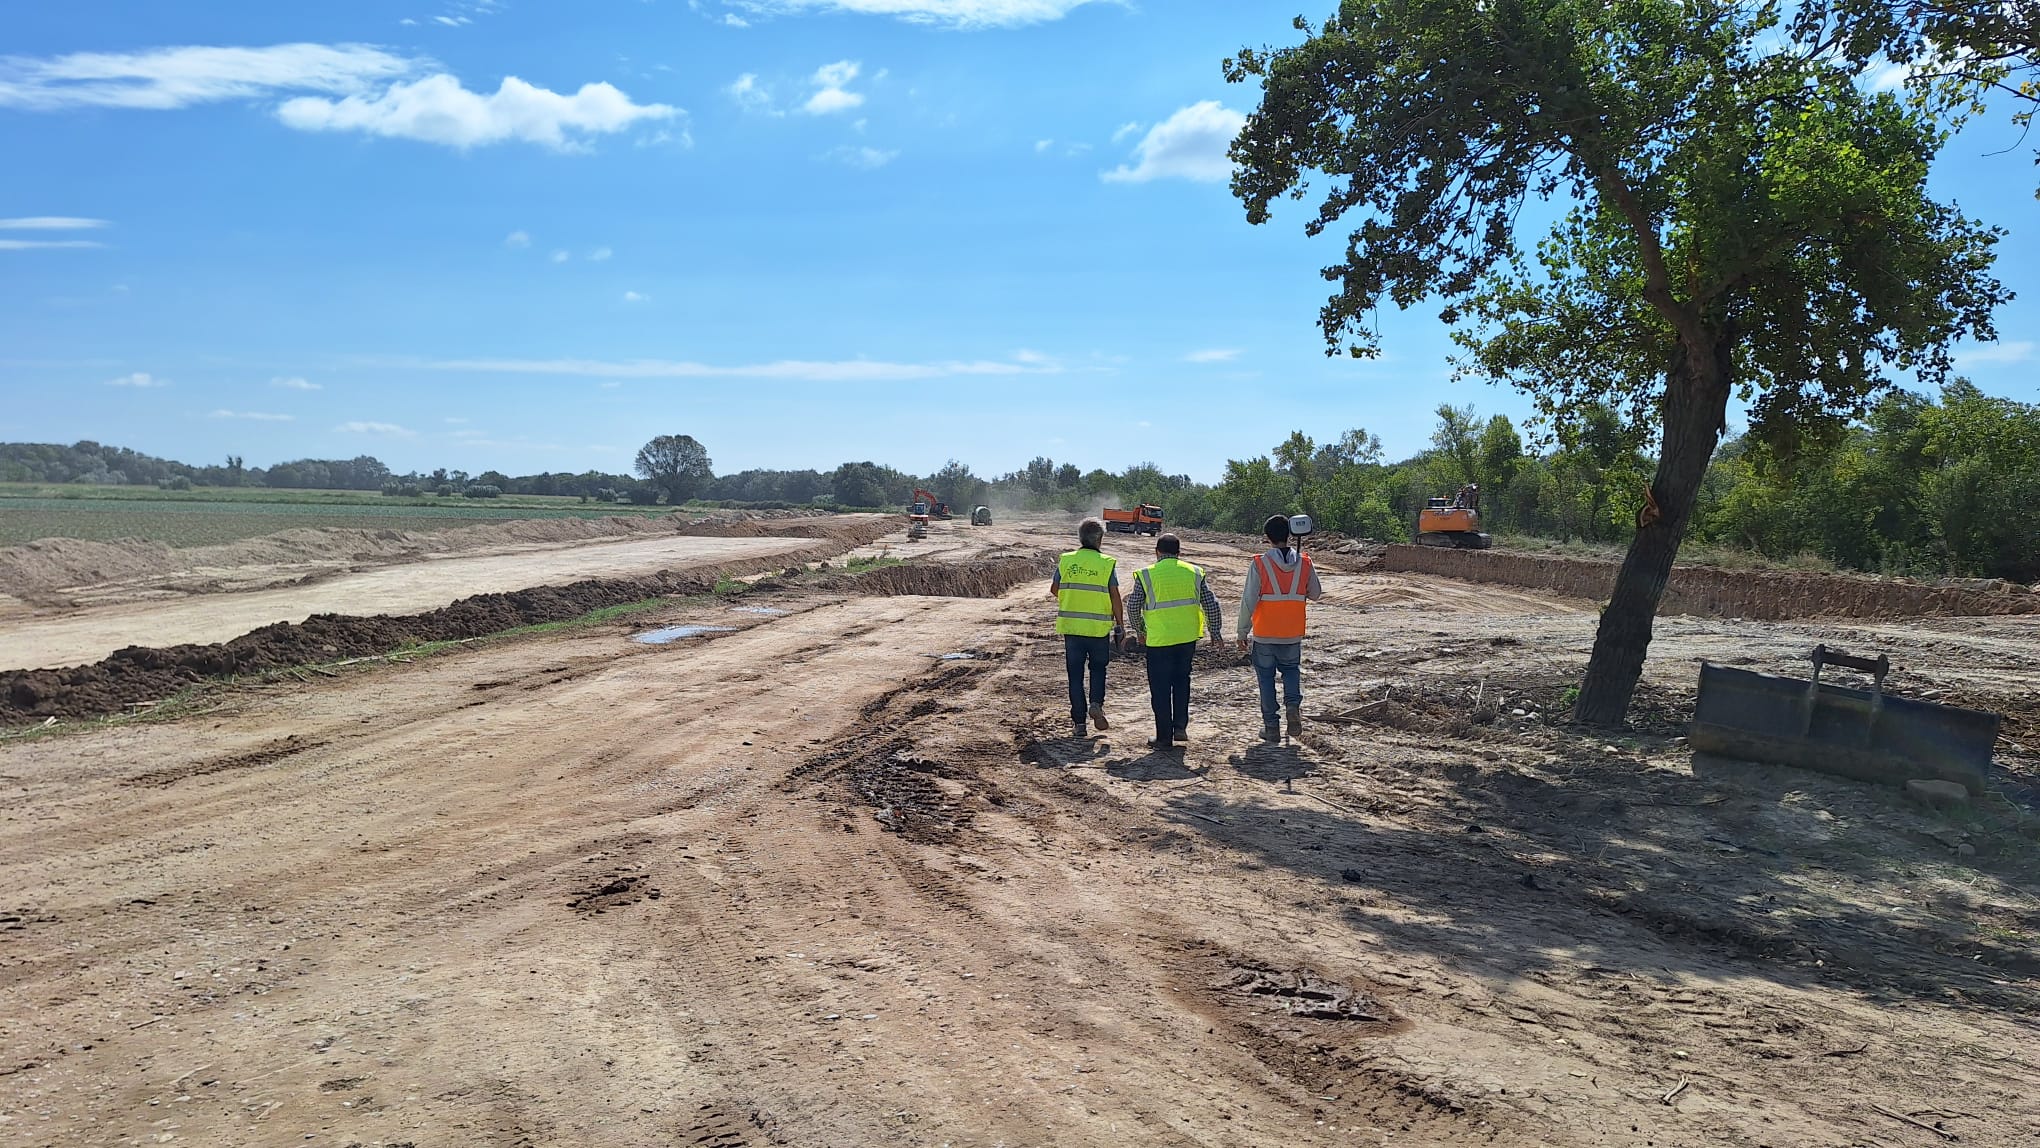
1382, 544, 2040, 621
0, 553, 1053, 728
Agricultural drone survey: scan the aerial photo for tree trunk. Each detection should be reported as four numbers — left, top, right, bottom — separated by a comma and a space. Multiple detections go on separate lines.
1572, 339, 1733, 726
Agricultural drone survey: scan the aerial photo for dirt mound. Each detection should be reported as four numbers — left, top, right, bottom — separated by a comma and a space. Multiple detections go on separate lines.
0, 541, 1006, 729
1383, 544, 2040, 621
0, 529, 902, 728
798, 555, 1052, 598
0, 511, 884, 604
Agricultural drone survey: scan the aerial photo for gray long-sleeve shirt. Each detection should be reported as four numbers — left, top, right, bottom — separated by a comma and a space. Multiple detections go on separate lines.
1237, 546, 1324, 644
1125, 561, 1223, 644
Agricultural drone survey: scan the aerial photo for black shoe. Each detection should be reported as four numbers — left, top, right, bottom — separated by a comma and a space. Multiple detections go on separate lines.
1072, 721, 1089, 739
1172, 725, 1188, 743
1146, 737, 1180, 752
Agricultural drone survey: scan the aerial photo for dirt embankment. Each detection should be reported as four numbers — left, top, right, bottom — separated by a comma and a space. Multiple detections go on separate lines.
0, 510, 863, 605
1383, 544, 2040, 621
0, 551, 1046, 728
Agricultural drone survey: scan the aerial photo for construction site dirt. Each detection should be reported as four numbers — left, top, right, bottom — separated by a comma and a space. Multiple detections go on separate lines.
3, 514, 2037, 1147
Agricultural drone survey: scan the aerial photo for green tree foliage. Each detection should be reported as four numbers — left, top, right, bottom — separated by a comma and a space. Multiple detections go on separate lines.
634, 434, 714, 505
1694, 383, 2040, 582
830, 461, 893, 509
1797, 0, 2039, 190
1227, 0, 2007, 723
927, 459, 990, 513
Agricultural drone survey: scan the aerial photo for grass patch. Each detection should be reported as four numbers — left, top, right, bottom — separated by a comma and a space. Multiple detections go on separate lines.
840, 556, 904, 573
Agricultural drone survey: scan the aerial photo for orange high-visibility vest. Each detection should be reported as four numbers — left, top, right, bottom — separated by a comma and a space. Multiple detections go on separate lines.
1250, 551, 1314, 639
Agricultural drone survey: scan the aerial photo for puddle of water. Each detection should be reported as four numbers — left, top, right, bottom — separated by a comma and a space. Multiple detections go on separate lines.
731, 606, 787, 616
933, 652, 977, 661
633, 625, 737, 644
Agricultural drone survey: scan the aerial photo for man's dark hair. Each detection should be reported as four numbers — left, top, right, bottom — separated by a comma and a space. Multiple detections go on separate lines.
1078, 518, 1105, 548
1264, 515, 1292, 545
1155, 533, 1182, 556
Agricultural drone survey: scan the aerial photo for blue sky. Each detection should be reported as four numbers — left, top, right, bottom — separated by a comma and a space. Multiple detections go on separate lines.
1, 0, 2034, 484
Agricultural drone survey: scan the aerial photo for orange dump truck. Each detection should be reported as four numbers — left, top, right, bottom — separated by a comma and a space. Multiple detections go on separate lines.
1102, 504, 1165, 536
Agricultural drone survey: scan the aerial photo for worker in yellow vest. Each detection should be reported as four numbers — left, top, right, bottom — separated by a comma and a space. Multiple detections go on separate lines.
1125, 533, 1224, 752
1236, 514, 1323, 742
1050, 518, 1125, 740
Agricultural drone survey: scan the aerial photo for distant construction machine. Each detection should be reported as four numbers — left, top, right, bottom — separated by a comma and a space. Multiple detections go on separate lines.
912, 489, 954, 520
1102, 504, 1165, 536
907, 495, 932, 540
1416, 484, 1492, 549
970, 506, 992, 526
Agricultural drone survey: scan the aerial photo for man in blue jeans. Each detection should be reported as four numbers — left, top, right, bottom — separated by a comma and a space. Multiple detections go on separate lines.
1235, 515, 1323, 742
1049, 518, 1124, 739
1126, 533, 1225, 751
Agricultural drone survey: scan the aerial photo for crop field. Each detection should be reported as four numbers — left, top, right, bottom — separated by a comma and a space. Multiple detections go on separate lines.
0, 487, 672, 548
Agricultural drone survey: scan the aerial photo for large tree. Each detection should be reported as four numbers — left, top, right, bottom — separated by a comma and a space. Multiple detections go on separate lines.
634, 434, 713, 505
1228, 0, 2007, 724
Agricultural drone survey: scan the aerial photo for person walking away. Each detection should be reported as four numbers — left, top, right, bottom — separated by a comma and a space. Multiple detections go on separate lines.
1237, 514, 1324, 742
1050, 518, 1124, 739
1126, 533, 1223, 752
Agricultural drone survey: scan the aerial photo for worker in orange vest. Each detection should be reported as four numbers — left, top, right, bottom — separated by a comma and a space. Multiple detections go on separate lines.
1235, 514, 1323, 743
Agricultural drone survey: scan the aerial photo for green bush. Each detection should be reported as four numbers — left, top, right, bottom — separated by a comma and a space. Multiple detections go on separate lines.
463, 484, 502, 499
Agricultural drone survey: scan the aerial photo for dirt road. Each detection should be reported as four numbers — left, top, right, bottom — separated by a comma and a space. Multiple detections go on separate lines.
0, 533, 825, 671
4, 518, 2036, 1146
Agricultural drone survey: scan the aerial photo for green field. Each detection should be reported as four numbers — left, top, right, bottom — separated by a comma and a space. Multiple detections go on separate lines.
0, 484, 681, 548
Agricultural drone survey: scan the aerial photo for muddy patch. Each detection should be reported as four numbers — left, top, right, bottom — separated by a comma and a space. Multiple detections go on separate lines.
124, 734, 326, 788
1221, 960, 1404, 1023
568, 868, 661, 914
634, 625, 737, 644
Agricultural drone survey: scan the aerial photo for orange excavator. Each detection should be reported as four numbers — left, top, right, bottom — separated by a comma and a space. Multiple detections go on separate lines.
1416, 484, 1491, 549
912, 489, 953, 519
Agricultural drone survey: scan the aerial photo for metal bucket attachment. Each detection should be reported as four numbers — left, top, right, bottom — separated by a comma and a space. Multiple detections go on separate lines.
1690, 645, 2000, 793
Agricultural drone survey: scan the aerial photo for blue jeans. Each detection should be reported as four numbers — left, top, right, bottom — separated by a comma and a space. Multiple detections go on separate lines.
1251, 640, 1302, 725
1063, 635, 1110, 727
1144, 641, 1196, 743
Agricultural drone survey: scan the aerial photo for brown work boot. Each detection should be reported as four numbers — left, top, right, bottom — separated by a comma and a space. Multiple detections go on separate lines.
1089, 706, 1110, 731
1286, 704, 1303, 738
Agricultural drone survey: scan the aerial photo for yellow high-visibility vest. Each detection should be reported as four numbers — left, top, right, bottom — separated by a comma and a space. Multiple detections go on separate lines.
1139, 558, 1205, 647
1055, 549, 1117, 637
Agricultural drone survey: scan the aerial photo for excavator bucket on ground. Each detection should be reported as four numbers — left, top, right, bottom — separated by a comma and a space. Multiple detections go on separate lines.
1690, 645, 2000, 794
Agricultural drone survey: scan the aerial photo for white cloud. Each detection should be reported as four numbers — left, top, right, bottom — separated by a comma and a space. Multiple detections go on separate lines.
803, 60, 863, 114
729, 0, 1104, 28
1110, 120, 1140, 143
278, 74, 679, 151
433, 15, 471, 26
105, 372, 167, 387
1034, 138, 1053, 153
551, 249, 571, 263
727, 72, 776, 113
504, 229, 531, 248
1183, 348, 1241, 363
0, 43, 417, 111
0, 216, 108, 230
424, 354, 1060, 382
1955, 340, 2034, 367
589, 246, 612, 261
271, 376, 322, 390
622, 290, 647, 302
335, 420, 415, 436
209, 409, 294, 421
1102, 100, 1245, 184
827, 145, 898, 168
724, 13, 751, 25
0, 238, 104, 250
